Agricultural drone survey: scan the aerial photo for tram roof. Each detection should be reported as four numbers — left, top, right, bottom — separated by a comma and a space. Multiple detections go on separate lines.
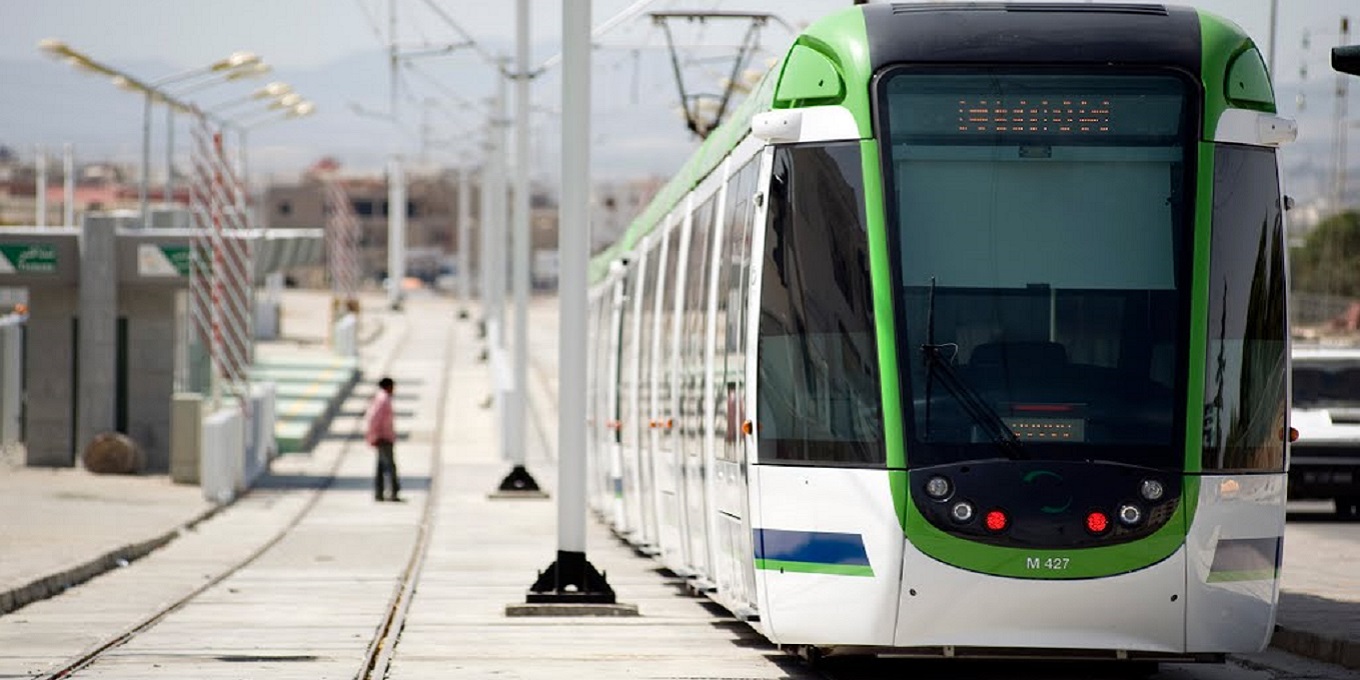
861, 4, 1202, 73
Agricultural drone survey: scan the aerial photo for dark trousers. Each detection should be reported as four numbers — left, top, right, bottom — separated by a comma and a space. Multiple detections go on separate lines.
375, 442, 400, 499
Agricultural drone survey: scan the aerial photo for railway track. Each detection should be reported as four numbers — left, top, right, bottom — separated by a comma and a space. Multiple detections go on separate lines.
39, 310, 458, 680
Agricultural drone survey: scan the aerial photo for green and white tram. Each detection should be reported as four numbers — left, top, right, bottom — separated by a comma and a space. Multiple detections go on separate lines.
585, 2, 1295, 664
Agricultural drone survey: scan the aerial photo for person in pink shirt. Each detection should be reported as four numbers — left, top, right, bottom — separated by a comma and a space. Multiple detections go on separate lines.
364, 376, 401, 501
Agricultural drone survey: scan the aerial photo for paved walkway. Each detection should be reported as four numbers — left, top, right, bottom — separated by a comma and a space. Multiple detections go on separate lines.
0, 291, 1357, 677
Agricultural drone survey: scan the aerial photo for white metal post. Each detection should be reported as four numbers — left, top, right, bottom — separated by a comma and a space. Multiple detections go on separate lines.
34, 146, 47, 227
388, 156, 407, 309
457, 166, 472, 314
511, 0, 533, 473
165, 108, 175, 206
479, 136, 493, 321
140, 91, 153, 228
491, 78, 508, 339
560, 0, 590, 561
63, 143, 75, 227
519, 0, 626, 611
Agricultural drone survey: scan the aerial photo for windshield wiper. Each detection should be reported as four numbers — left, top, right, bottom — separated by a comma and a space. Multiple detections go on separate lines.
921, 278, 1026, 460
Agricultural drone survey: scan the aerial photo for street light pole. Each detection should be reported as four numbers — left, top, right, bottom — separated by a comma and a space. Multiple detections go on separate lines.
141, 91, 154, 227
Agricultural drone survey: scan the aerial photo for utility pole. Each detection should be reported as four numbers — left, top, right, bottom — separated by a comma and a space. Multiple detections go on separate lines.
34, 146, 47, 227
457, 165, 472, 319
63, 143, 75, 227
517, 0, 629, 612
496, 0, 543, 495
1267, 0, 1279, 76
1333, 16, 1352, 213
388, 157, 407, 310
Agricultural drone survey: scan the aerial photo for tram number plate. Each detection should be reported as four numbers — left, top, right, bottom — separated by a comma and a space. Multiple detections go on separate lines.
1026, 557, 1070, 571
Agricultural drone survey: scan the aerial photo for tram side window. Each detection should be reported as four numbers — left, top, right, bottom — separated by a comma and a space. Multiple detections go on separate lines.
1202, 145, 1287, 472
757, 142, 884, 465
715, 157, 759, 463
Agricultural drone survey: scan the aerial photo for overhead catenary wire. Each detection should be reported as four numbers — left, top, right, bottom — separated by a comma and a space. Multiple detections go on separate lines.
417, 0, 503, 68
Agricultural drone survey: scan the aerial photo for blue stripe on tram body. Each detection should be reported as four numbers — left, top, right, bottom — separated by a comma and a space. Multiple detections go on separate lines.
753, 528, 874, 576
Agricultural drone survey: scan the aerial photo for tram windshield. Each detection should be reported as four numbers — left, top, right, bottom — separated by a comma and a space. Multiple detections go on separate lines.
877, 71, 1193, 469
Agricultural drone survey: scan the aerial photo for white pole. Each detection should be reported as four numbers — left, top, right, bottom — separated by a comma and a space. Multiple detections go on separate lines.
140, 91, 152, 228
492, 71, 512, 466
458, 166, 472, 311
510, 0, 531, 469
165, 107, 175, 207
559, 0, 591, 555
1267, 0, 1278, 76
521, 0, 619, 606
34, 146, 47, 228
491, 76, 508, 339
63, 143, 75, 227
479, 136, 493, 320
388, 156, 407, 309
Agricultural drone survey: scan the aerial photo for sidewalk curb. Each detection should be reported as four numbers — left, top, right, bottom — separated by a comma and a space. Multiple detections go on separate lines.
0, 502, 224, 618
1271, 626, 1360, 670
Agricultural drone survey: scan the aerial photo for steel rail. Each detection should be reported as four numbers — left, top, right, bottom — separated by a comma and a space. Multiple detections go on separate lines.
355, 313, 459, 679
41, 316, 419, 680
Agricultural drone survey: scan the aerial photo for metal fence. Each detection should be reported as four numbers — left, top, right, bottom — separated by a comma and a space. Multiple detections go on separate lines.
189, 114, 254, 407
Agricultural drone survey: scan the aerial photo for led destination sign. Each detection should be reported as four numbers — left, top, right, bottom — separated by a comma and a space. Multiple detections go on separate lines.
883, 73, 1188, 141
958, 98, 1112, 135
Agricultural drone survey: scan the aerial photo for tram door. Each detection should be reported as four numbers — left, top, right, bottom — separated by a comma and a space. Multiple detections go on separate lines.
617, 255, 644, 542
747, 142, 896, 642
712, 154, 762, 614
604, 278, 628, 530
654, 215, 689, 573
682, 196, 717, 581
634, 241, 661, 550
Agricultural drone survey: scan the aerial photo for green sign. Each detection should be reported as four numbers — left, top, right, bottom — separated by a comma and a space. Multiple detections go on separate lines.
0, 244, 58, 274
138, 244, 192, 277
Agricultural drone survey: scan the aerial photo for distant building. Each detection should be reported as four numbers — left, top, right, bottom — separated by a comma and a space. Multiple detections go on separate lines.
0, 156, 142, 227
263, 160, 561, 289
592, 176, 664, 254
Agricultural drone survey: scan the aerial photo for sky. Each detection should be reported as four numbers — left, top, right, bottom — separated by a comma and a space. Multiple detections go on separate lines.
0, 0, 1356, 196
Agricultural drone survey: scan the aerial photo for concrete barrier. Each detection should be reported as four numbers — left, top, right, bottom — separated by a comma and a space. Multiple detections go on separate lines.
333, 313, 358, 357
170, 392, 204, 484
0, 316, 22, 449
245, 382, 277, 483
200, 408, 244, 504
255, 299, 280, 340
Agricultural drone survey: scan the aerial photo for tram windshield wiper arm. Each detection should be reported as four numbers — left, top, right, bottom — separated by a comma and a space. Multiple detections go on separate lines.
920, 344, 1026, 460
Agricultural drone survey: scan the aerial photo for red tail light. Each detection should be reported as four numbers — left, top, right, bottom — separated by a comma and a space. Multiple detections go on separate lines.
1086, 511, 1110, 534
984, 509, 1008, 532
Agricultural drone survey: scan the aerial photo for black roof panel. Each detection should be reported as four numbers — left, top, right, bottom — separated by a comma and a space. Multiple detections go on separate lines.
864, 3, 1201, 72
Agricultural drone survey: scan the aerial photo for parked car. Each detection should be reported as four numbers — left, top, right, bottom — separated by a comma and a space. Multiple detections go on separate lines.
1290, 346, 1360, 518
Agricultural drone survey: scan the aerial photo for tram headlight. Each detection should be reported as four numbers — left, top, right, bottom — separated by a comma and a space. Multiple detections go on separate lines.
925, 476, 952, 500
950, 501, 975, 523
1139, 479, 1165, 502
1118, 503, 1143, 526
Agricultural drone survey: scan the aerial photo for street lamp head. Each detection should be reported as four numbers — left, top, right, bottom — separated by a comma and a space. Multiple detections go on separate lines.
225, 62, 271, 81
214, 51, 261, 71
111, 75, 138, 92
37, 38, 72, 58
254, 82, 293, 99
269, 93, 303, 110
289, 101, 317, 118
